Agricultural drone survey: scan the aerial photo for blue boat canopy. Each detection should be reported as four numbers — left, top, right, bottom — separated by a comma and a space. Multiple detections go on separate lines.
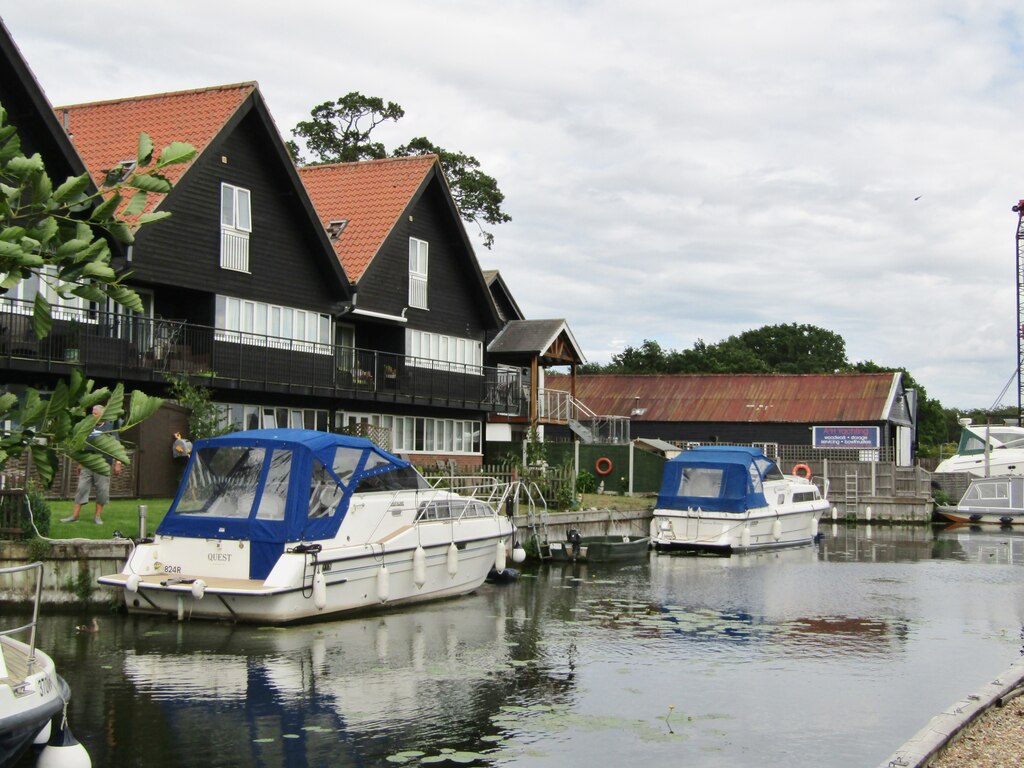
656, 446, 783, 514
157, 429, 425, 579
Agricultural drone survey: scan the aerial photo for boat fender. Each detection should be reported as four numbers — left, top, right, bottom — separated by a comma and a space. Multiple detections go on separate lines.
377, 564, 390, 603
37, 721, 91, 768
190, 579, 206, 600
740, 527, 751, 549
772, 518, 782, 541
312, 571, 327, 610
495, 540, 507, 574
34, 720, 51, 745
412, 546, 427, 588
811, 517, 819, 539
792, 463, 812, 480
512, 541, 527, 564
595, 457, 613, 476
447, 542, 459, 577
125, 574, 141, 593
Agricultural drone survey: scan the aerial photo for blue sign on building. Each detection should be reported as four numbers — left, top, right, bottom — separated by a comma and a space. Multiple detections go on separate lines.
812, 426, 880, 449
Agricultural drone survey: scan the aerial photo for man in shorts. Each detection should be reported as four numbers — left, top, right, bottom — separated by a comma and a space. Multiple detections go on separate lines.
61, 404, 122, 525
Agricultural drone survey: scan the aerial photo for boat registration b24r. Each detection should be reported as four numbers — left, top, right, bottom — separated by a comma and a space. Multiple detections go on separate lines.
98, 429, 515, 624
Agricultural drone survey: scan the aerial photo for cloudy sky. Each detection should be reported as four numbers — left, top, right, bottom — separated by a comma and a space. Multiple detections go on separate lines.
4, 2, 1023, 409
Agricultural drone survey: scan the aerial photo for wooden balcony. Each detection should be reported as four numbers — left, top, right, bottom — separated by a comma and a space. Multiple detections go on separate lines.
0, 301, 523, 413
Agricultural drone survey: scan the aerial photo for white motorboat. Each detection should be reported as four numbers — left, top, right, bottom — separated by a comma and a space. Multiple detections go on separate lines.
651, 446, 829, 555
1, 562, 79, 767
935, 474, 1024, 526
934, 422, 1024, 477
98, 429, 516, 624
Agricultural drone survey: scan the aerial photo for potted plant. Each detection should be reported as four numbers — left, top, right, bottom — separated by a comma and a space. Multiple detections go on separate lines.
63, 319, 82, 363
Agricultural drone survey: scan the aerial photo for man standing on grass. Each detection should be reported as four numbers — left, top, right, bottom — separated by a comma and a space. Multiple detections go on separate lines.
61, 404, 122, 525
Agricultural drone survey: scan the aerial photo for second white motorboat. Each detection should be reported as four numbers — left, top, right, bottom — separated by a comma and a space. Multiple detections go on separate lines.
98, 429, 515, 624
651, 446, 829, 555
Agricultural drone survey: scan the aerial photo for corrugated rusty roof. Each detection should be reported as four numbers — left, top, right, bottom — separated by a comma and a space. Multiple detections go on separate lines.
55, 83, 256, 216
544, 373, 899, 423
299, 156, 437, 284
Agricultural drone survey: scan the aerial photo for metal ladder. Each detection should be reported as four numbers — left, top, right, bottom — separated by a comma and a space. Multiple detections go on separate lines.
844, 472, 859, 511
504, 480, 552, 559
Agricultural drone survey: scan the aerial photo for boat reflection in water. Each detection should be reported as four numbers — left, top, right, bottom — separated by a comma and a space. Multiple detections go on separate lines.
933, 523, 1024, 565
112, 586, 570, 767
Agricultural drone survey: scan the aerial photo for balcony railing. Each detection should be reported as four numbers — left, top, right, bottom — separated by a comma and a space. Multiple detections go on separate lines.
0, 299, 522, 413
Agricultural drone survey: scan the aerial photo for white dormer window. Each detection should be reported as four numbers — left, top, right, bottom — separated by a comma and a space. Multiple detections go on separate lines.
409, 237, 428, 309
220, 183, 252, 272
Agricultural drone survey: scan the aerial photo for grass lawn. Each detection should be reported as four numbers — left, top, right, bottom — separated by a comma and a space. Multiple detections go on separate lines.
46, 498, 174, 540
39, 493, 652, 541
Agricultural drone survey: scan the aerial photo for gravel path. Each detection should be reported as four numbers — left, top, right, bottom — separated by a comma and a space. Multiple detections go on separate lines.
930, 695, 1024, 767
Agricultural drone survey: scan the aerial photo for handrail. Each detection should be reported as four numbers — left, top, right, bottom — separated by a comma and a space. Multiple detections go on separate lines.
0, 560, 43, 672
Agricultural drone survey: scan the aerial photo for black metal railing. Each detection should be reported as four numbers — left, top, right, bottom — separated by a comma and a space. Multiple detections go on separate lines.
0, 299, 523, 413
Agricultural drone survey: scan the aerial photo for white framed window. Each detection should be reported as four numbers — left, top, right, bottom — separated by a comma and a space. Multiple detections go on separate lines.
408, 237, 428, 309
220, 183, 252, 272
405, 329, 483, 374
335, 412, 482, 455
0, 267, 94, 320
215, 295, 332, 353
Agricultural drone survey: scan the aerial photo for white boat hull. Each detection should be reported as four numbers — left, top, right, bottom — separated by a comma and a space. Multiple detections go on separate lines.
650, 505, 825, 554
100, 523, 512, 624
0, 637, 68, 766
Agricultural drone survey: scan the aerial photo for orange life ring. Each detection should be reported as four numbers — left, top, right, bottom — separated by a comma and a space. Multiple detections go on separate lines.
595, 457, 613, 476
792, 463, 812, 479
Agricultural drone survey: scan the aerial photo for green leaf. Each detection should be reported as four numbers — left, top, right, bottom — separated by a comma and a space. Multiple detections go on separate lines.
137, 211, 172, 225
81, 261, 116, 281
47, 380, 70, 419
155, 141, 196, 168
136, 132, 154, 168
127, 390, 164, 426
90, 191, 122, 222
0, 239, 25, 259
128, 173, 171, 194
69, 283, 107, 303
53, 173, 91, 203
20, 389, 47, 426
68, 411, 98, 452
0, 226, 26, 241
27, 215, 58, 245
32, 292, 52, 340
123, 190, 147, 217
107, 221, 134, 244
30, 444, 55, 487
69, 449, 111, 476
101, 385, 125, 424
56, 238, 90, 258
0, 392, 17, 416
91, 431, 128, 465
106, 284, 143, 313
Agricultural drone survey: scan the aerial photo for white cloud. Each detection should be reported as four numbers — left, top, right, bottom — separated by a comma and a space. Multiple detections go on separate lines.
6, 1, 1024, 408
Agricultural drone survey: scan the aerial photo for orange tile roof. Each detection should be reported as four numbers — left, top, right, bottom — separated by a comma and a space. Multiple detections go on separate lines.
55, 83, 256, 215
545, 373, 899, 423
299, 156, 437, 283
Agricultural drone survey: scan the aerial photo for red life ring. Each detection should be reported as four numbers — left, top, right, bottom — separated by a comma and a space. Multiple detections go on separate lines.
792, 463, 812, 479
595, 457, 613, 476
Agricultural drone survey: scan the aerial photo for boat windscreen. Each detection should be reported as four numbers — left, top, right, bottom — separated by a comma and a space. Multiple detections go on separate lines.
175, 446, 268, 518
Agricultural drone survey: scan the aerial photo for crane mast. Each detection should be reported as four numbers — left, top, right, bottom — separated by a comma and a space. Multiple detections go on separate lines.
1015, 200, 1024, 421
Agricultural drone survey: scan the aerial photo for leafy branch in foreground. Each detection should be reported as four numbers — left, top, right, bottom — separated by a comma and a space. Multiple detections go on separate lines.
0, 101, 193, 483
0, 370, 163, 486
0, 102, 196, 337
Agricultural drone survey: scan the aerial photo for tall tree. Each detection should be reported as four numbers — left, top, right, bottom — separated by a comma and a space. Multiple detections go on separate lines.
289, 92, 510, 249
0, 103, 194, 483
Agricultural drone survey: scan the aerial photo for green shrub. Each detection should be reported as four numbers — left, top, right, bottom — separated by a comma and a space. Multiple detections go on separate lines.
576, 469, 597, 494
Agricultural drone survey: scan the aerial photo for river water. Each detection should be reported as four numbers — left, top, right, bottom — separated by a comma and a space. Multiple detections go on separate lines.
13, 523, 1024, 768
